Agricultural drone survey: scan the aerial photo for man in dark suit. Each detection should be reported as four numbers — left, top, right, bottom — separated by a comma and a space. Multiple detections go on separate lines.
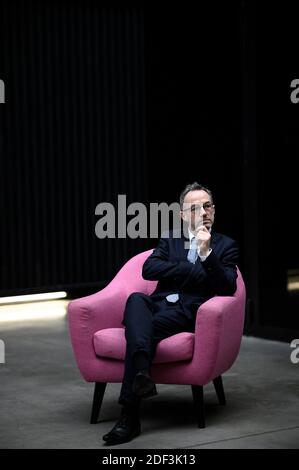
103, 182, 239, 445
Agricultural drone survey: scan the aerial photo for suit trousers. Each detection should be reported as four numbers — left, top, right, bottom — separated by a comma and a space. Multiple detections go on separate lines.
118, 292, 195, 405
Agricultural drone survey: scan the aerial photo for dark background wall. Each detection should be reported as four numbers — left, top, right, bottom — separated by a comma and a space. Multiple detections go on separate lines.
0, 2, 149, 296
1, 1, 299, 341
144, 4, 243, 244
254, 4, 299, 338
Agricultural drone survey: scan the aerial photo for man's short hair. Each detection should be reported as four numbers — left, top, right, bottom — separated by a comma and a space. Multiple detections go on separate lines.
179, 182, 213, 209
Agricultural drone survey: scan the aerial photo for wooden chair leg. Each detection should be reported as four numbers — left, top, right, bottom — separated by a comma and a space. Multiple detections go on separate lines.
90, 382, 107, 424
191, 385, 205, 428
213, 375, 226, 405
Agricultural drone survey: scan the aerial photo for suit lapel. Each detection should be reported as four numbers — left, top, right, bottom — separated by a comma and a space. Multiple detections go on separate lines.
211, 230, 219, 250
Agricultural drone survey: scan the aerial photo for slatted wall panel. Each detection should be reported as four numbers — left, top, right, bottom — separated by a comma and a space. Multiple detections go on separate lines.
0, 2, 148, 295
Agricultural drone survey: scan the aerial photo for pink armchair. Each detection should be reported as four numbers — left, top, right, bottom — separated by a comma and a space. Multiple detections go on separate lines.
68, 249, 246, 428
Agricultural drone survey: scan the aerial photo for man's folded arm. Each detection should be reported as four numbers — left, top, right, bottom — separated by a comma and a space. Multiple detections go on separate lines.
142, 236, 192, 282
193, 240, 239, 295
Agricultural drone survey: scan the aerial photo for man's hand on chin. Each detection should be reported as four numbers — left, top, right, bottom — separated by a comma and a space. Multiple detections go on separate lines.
195, 225, 211, 257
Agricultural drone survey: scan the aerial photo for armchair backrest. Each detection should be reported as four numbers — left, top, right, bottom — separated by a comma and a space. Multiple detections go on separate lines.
234, 267, 246, 307
110, 249, 157, 296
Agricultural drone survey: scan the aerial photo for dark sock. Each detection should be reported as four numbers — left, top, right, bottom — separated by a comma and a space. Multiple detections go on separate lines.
132, 351, 150, 373
122, 402, 140, 419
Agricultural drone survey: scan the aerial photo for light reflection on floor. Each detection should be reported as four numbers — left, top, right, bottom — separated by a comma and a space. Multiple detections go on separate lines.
0, 299, 70, 323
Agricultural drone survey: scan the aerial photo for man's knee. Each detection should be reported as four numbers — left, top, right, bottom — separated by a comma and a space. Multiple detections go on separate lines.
127, 292, 149, 304
123, 292, 151, 323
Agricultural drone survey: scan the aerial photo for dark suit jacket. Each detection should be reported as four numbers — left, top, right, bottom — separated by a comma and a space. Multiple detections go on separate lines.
142, 228, 239, 321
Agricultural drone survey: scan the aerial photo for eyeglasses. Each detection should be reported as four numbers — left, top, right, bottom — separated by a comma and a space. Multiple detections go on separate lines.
182, 202, 215, 213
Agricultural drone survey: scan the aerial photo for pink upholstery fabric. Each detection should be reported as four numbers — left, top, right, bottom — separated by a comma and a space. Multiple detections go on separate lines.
93, 328, 195, 363
68, 249, 246, 385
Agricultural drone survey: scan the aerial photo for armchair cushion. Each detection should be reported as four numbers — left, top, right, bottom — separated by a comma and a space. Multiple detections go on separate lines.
93, 328, 195, 363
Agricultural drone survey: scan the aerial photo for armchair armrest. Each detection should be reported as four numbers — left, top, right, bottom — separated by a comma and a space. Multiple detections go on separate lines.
192, 294, 245, 384
67, 279, 128, 380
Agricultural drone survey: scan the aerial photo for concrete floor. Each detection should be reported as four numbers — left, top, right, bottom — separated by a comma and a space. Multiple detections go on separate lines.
0, 312, 299, 449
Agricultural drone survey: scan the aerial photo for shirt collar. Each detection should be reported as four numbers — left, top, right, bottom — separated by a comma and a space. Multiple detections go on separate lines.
188, 229, 194, 242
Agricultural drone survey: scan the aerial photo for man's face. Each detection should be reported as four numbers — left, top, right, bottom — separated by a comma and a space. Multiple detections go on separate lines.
180, 190, 215, 233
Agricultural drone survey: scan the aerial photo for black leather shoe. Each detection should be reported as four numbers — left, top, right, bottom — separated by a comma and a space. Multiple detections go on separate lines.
102, 408, 141, 446
132, 372, 157, 397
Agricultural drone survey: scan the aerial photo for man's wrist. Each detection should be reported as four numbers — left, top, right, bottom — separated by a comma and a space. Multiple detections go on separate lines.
198, 248, 212, 261
197, 244, 211, 257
